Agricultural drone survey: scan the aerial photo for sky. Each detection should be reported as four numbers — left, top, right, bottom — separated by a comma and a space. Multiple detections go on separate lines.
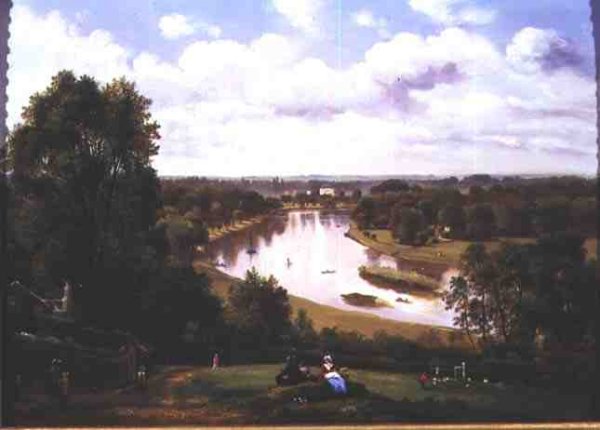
6, 0, 597, 177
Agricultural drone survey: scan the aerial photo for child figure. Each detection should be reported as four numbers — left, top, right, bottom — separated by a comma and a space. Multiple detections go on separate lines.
419, 371, 430, 389
211, 352, 220, 370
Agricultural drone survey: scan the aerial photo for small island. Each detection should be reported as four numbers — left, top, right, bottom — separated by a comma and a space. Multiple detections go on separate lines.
358, 265, 442, 298
341, 293, 393, 308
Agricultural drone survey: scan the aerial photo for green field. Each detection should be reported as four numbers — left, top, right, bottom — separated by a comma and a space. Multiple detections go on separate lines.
16, 365, 591, 425
149, 365, 595, 423
348, 222, 597, 267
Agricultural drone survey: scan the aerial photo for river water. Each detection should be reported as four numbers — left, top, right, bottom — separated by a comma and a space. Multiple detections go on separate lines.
205, 210, 455, 327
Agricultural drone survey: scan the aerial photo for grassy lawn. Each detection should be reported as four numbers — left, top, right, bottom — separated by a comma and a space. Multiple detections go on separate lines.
348, 222, 597, 267
192, 365, 589, 422
16, 364, 591, 425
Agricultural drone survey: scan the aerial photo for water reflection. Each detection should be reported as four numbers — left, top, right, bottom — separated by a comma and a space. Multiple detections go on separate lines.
205, 211, 454, 327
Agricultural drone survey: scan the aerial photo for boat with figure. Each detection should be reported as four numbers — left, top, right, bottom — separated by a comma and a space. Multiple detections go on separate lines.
246, 234, 257, 255
321, 269, 336, 274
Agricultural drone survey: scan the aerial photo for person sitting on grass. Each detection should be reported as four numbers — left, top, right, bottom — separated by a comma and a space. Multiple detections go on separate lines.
276, 348, 305, 386
419, 371, 431, 390
320, 353, 347, 395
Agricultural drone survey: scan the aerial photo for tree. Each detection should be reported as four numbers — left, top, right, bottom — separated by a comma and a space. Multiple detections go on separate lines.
370, 179, 409, 194
527, 232, 596, 345
292, 308, 317, 347
8, 71, 162, 325
438, 204, 466, 238
353, 197, 377, 229
417, 199, 436, 226
393, 208, 425, 245
444, 276, 475, 349
466, 204, 496, 241
227, 268, 292, 350
533, 196, 570, 234
160, 213, 208, 266
141, 267, 223, 355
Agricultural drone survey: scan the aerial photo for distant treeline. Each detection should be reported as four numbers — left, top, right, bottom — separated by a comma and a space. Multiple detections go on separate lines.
353, 176, 596, 244
158, 178, 282, 265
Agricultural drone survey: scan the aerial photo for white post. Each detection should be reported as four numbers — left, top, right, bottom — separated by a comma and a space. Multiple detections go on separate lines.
462, 362, 466, 380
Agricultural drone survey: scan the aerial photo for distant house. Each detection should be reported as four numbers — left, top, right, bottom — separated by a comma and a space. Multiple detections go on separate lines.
319, 187, 335, 197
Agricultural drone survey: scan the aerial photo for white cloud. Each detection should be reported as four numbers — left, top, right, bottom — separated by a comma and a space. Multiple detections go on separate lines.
409, 0, 496, 26
6, 5, 596, 176
159, 13, 196, 39
351, 9, 390, 39
272, 0, 323, 34
158, 13, 222, 40
506, 27, 583, 74
7, 5, 130, 126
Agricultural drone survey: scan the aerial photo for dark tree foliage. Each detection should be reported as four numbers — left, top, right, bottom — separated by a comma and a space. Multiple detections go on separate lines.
227, 268, 292, 351
370, 179, 410, 194
353, 197, 377, 229
8, 71, 163, 327
141, 267, 223, 355
466, 204, 496, 241
445, 233, 597, 351
392, 207, 425, 245
438, 204, 466, 238
533, 196, 571, 234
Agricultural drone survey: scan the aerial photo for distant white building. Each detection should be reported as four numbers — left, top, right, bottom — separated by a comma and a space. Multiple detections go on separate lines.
319, 187, 335, 197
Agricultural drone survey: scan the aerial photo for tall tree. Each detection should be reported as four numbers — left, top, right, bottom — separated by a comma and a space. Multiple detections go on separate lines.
227, 268, 292, 351
8, 71, 162, 326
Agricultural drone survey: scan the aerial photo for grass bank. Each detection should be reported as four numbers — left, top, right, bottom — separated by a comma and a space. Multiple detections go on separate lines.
193, 260, 469, 349
347, 222, 598, 270
207, 215, 269, 242
341, 292, 393, 308
17, 365, 590, 426
358, 266, 442, 298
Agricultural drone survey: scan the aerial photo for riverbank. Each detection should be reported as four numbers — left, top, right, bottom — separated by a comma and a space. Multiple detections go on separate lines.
358, 266, 442, 298
346, 222, 598, 275
341, 292, 393, 309
193, 260, 470, 350
207, 215, 269, 243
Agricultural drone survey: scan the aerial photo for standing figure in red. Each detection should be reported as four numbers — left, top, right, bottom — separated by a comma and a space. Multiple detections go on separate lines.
419, 371, 430, 389
211, 352, 220, 371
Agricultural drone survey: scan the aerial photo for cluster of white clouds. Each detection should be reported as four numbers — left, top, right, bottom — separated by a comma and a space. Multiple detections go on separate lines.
351, 9, 390, 39
158, 13, 222, 40
409, 0, 496, 26
6, 2, 596, 176
272, 0, 324, 35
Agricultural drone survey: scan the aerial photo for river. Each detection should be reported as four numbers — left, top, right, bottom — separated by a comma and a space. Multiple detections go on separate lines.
205, 210, 456, 327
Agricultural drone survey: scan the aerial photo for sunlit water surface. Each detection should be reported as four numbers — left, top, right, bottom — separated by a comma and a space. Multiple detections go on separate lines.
205, 211, 456, 327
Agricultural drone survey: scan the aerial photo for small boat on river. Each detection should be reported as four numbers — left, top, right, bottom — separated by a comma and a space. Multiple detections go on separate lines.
321, 269, 336, 274
246, 234, 257, 255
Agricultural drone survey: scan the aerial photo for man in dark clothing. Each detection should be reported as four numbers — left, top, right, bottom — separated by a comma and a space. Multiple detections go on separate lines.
276, 349, 304, 386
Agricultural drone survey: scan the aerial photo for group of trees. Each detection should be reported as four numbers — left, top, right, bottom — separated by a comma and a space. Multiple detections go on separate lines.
5, 71, 227, 360
445, 232, 597, 354
159, 179, 281, 265
353, 178, 596, 245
